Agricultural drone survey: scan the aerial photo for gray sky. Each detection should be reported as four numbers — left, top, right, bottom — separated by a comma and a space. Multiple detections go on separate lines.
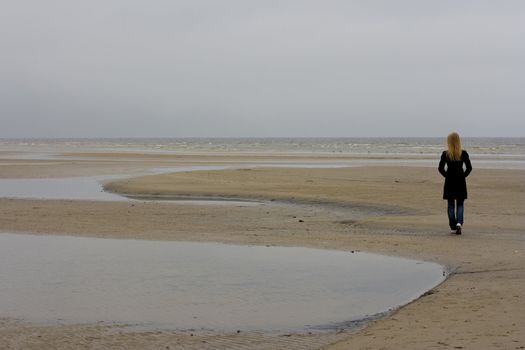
1, 1, 524, 138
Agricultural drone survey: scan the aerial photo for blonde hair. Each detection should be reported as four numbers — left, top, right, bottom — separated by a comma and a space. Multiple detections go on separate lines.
447, 132, 462, 161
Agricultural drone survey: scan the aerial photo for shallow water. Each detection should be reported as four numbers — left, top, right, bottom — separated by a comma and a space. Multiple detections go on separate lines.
0, 176, 261, 205
0, 176, 124, 201
0, 233, 445, 332
0, 165, 261, 206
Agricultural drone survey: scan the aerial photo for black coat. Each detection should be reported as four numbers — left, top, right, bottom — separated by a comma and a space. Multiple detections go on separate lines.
438, 150, 472, 200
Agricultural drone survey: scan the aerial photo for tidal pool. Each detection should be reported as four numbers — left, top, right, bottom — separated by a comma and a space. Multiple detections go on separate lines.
0, 233, 445, 333
0, 165, 261, 206
0, 176, 124, 201
0, 166, 227, 202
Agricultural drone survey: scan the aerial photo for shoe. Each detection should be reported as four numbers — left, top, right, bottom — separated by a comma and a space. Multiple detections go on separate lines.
456, 224, 462, 235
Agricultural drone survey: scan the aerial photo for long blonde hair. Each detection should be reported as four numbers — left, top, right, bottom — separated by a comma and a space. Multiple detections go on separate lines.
447, 132, 462, 161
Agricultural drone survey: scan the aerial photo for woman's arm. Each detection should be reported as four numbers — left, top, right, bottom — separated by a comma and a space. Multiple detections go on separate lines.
464, 151, 472, 177
438, 152, 447, 177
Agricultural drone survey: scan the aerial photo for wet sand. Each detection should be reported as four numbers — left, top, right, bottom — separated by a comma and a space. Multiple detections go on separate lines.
0, 151, 524, 349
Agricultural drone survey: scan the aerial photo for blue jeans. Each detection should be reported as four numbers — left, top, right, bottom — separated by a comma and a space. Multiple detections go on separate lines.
448, 199, 464, 229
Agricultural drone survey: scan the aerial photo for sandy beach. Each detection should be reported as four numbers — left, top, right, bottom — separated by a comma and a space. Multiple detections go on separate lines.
0, 150, 524, 350
3, 0, 525, 347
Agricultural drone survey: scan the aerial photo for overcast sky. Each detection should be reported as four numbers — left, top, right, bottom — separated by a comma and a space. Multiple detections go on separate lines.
1, 1, 524, 138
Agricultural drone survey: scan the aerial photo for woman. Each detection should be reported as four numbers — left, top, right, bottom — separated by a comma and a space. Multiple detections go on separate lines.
438, 132, 472, 235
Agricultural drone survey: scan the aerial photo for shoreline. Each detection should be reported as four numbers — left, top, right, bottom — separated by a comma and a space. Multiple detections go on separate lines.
0, 152, 524, 349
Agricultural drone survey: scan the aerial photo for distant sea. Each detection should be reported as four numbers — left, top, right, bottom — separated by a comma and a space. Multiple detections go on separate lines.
1, 137, 524, 156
